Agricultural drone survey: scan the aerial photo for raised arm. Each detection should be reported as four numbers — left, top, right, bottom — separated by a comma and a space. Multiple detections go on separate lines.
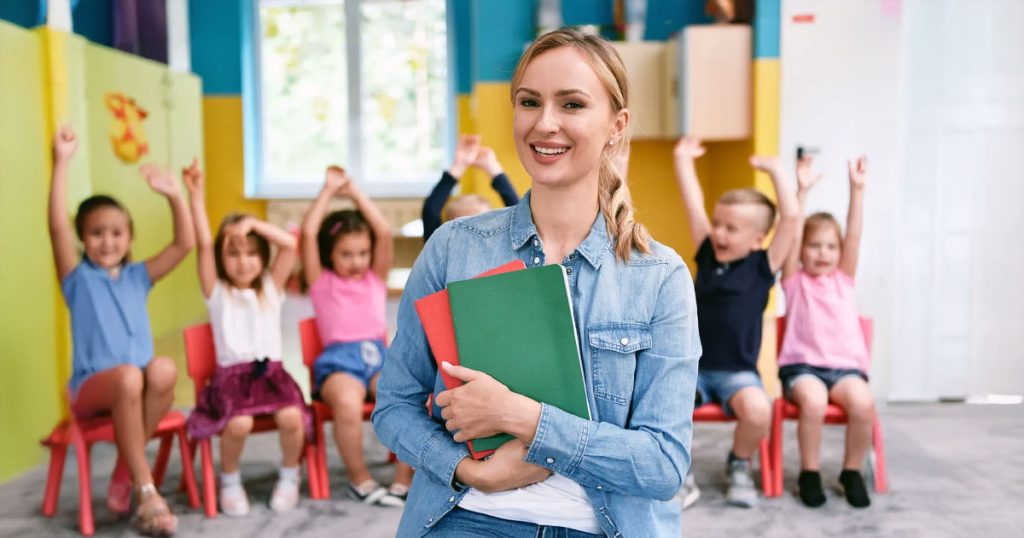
783, 155, 823, 281
229, 218, 298, 291
840, 156, 867, 279
140, 164, 195, 283
424, 135, 480, 241
751, 156, 800, 273
673, 137, 711, 247
475, 146, 520, 207
183, 158, 216, 297
301, 167, 345, 286
49, 125, 80, 282
341, 174, 393, 281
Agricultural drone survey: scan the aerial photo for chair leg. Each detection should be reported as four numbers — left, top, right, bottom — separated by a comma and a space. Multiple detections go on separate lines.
42, 442, 67, 517
871, 413, 889, 493
758, 437, 772, 496
304, 443, 321, 499
316, 411, 331, 499
177, 429, 201, 508
72, 429, 95, 536
152, 433, 173, 488
177, 437, 198, 493
771, 398, 785, 497
199, 439, 218, 518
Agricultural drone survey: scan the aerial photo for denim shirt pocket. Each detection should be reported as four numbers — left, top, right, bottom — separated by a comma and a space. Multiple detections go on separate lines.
588, 323, 652, 407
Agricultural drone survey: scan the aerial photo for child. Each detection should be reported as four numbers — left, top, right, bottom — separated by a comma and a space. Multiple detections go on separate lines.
182, 159, 311, 516
779, 154, 874, 509
49, 125, 194, 536
673, 136, 799, 509
421, 134, 519, 242
301, 165, 415, 506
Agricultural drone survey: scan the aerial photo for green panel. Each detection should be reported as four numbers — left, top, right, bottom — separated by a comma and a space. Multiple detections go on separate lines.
0, 21, 62, 483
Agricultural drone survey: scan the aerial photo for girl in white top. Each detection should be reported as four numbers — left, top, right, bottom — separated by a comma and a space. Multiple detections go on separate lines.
183, 160, 310, 516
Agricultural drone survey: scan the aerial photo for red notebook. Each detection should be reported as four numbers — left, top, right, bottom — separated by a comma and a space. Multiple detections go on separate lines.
414, 259, 526, 459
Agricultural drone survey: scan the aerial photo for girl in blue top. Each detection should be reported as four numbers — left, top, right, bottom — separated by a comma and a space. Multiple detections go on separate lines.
373, 30, 701, 537
49, 126, 194, 536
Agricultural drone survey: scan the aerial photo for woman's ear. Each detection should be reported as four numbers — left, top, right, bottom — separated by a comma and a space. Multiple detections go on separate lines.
610, 108, 629, 143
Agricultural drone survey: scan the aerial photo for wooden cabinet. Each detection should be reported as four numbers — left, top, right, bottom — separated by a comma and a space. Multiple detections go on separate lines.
614, 25, 752, 141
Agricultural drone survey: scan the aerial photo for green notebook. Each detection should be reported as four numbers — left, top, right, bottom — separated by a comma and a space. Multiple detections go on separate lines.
448, 264, 590, 453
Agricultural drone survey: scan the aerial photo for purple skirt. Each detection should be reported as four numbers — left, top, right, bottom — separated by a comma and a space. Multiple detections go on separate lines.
186, 359, 312, 440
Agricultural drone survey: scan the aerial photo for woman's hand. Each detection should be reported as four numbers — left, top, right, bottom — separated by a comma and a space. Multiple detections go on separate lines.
455, 439, 552, 494
435, 362, 542, 444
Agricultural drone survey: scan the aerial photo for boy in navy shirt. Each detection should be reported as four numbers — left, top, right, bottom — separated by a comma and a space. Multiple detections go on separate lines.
673, 137, 799, 508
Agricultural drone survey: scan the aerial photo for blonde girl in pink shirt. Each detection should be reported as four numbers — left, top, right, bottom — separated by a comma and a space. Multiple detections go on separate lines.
779, 154, 874, 509
301, 166, 414, 507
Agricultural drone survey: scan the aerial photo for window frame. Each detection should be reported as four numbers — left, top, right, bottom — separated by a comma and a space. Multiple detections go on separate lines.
242, 0, 455, 199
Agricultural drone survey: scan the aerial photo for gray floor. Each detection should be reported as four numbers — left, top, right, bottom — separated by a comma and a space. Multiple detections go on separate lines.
1, 403, 1021, 537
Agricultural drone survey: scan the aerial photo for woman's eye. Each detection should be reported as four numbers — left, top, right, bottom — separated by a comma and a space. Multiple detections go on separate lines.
520, 98, 539, 108
564, 101, 584, 110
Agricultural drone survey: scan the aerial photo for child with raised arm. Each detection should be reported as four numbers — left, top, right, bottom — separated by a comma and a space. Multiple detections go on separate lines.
779, 155, 874, 509
673, 136, 800, 509
302, 166, 414, 506
182, 160, 310, 516
49, 125, 194, 536
421, 134, 519, 242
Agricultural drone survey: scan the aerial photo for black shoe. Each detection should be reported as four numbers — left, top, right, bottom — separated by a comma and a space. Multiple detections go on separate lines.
797, 470, 826, 508
838, 469, 871, 508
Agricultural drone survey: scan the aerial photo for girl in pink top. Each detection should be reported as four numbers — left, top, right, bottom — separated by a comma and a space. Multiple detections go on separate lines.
779, 154, 874, 509
301, 166, 413, 507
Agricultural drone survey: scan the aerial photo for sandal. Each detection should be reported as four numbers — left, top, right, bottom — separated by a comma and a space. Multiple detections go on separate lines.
106, 475, 133, 518
130, 484, 177, 537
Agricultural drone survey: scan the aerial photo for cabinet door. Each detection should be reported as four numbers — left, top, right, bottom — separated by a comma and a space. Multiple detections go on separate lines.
674, 25, 752, 140
612, 42, 667, 139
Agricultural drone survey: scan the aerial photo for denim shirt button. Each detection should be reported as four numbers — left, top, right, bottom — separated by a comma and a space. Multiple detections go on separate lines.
620, 337, 629, 345
533, 238, 539, 246
596, 485, 603, 490
566, 267, 572, 275
533, 256, 541, 265
546, 457, 555, 464
448, 496, 455, 503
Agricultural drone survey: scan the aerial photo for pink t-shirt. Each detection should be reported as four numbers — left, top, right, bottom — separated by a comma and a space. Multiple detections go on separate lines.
309, 270, 387, 345
779, 269, 869, 372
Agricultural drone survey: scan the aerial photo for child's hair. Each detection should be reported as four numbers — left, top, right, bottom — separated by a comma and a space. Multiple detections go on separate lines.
214, 213, 271, 292
803, 212, 843, 246
317, 209, 375, 271
718, 188, 777, 233
443, 194, 492, 221
75, 195, 134, 263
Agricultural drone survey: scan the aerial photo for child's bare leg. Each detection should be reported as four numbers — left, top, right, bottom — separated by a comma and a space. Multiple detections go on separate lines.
369, 374, 414, 487
274, 406, 305, 468
74, 366, 154, 486
142, 357, 177, 437
790, 377, 828, 470
220, 416, 254, 473
321, 373, 371, 484
727, 387, 771, 459
829, 377, 875, 469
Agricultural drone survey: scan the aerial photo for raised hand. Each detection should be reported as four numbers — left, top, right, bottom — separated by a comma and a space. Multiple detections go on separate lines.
53, 124, 78, 163
473, 146, 504, 177
139, 164, 181, 198
749, 155, 781, 176
324, 165, 350, 195
796, 155, 823, 192
455, 134, 482, 169
673, 136, 706, 161
182, 158, 204, 196
848, 156, 867, 190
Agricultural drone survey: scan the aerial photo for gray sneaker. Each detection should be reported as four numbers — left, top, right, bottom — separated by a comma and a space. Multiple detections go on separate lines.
725, 459, 758, 508
675, 473, 701, 510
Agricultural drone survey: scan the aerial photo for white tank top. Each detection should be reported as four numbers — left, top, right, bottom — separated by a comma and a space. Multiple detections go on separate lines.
458, 474, 602, 534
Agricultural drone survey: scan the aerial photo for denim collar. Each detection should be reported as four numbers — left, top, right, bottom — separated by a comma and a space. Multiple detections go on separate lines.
509, 190, 613, 269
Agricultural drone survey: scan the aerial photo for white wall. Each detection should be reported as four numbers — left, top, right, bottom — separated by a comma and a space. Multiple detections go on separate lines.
779, 0, 1024, 401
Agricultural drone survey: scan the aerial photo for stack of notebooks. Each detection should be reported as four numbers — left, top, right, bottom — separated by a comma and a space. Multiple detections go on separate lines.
415, 261, 591, 459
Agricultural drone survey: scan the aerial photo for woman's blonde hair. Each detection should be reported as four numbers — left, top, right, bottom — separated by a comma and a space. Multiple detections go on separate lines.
510, 28, 650, 261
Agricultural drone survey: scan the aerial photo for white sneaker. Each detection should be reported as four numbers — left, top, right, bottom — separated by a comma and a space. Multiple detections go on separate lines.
725, 459, 758, 508
676, 473, 701, 510
219, 483, 251, 517
269, 478, 300, 513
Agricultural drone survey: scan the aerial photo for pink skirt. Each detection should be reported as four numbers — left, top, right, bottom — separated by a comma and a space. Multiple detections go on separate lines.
186, 359, 312, 440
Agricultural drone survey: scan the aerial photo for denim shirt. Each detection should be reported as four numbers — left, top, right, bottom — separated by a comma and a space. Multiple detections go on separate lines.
373, 192, 701, 537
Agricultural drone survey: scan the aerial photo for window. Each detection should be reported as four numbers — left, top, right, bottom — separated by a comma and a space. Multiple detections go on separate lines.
246, 0, 451, 198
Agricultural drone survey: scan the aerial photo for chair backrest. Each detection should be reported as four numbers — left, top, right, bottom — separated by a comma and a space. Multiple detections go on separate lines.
183, 323, 216, 399
299, 318, 323, 369
775, 315, 874, 362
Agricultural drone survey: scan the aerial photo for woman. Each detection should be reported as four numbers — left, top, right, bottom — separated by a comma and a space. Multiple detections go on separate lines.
373, 29, 700, 537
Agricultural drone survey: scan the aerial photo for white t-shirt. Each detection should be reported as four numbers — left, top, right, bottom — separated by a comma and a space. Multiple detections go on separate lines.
458, 474, 602, 534
206, 273, 284, 367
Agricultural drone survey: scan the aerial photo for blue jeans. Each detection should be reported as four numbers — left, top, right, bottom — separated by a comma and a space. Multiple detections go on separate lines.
695, 369, 764, 416
427, 508, 603, 538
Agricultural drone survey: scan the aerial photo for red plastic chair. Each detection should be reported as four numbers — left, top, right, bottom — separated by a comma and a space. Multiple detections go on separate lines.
40, 402, 200, 536
183, 323, 320, 517
692, 403, 774, 496
298, 317, 396, 500
769, 316, 889, 497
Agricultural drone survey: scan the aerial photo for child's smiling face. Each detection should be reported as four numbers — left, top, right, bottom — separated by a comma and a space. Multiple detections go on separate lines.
331, 230, 372, 278
81, 206, 132, 269
801, 225, 842, 277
